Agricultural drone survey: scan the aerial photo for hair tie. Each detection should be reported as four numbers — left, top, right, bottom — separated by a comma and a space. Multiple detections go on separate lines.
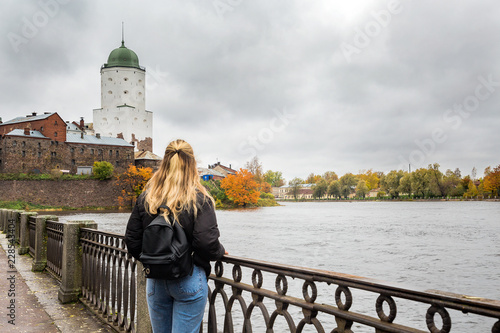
174, 149, 180, 154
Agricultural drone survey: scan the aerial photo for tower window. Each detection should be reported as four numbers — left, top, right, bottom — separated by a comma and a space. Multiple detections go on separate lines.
108, 78, 113, 81
108, 90, 113, 94
124, 90, 129, 94
124, 77, 129, 81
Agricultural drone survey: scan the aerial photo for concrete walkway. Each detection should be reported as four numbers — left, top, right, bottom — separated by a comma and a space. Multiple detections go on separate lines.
0, 234, 116, 332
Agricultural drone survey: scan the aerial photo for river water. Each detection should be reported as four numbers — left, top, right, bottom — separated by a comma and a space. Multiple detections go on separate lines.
57, 201, 500, 332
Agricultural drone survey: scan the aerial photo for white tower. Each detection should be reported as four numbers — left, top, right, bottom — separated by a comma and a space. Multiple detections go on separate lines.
93, 38, 153, 151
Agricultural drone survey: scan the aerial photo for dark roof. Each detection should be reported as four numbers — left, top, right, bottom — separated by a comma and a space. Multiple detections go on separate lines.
1, 113, 56, 125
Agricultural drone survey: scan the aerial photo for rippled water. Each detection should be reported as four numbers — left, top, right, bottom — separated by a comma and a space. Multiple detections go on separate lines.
57, 201, 500, 332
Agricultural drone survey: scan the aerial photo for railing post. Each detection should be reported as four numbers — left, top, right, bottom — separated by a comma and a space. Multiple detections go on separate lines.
136, 261, 153, 333
0, 208, 7, 232
58, 220, 97, 304
12, 210, 23, 245
19, 212, 37, 255
32, 215, 58, 272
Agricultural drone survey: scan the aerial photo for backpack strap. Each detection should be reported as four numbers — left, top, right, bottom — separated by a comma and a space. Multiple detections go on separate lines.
159, 204, 172, 215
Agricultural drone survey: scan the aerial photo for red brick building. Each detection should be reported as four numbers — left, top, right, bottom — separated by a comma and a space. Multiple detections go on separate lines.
0, 112, 67, 142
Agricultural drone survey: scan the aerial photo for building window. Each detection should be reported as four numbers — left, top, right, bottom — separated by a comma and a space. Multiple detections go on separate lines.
109, 150, 113, 157
51, 152, 57, 157
54, 132, 58, 137
91, 149, 94, 155
22, 141, 26, 147
12, 141, 17, 147
98, 149, 102, 155
108, 90, 112, 94
38, 152, 42, 158
71, 159, 75, 165
108, 78, 113, 81
41, 126, 44, 132
55, 121, 58, 125
38, 142, 41, 148
80, 148, 84, 154
127, 154, 130, 160
116, 161, 120, 166
55, 141, 59, 146
22, 151, 26, 157
116, 150, 119, 158
124, 77, 129, 81
70, 148, 75, 153
124, 90, 129, 94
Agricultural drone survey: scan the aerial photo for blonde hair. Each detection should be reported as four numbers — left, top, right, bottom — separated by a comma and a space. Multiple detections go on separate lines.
144, 139, 214, 221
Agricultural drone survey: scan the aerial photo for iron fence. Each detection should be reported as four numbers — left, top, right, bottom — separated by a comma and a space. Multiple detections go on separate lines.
80, 228, 137, 333
28, 215, 36, 257
207, 256, 500, 333
46, 219, 64, 280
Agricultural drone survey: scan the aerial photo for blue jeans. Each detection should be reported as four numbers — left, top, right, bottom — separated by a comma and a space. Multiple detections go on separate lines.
146, 265, 208, 333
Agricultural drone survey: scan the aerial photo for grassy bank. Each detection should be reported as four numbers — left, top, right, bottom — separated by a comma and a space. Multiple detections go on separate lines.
0, 200, 121, 212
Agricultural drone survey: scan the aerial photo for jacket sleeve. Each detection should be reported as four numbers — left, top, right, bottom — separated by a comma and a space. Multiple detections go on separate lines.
192, 199, 225, 261
124, 197, 146, 260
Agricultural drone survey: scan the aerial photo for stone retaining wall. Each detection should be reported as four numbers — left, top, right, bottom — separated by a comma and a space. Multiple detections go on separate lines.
0, 179, 122, 207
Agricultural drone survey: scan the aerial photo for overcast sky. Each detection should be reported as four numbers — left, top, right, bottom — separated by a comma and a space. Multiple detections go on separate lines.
1, 0, 499, 181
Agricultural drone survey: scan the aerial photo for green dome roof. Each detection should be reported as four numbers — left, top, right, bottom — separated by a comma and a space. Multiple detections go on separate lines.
104, 41, 141, 69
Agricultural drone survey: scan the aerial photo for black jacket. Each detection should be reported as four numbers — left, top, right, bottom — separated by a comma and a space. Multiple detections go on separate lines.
124, 193, 225, 277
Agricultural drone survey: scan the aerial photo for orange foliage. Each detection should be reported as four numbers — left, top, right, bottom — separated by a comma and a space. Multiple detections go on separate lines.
260, 182, 272, 193
116, 164, 153, 207
483, 165, 500, 196
220, 168, 260, 206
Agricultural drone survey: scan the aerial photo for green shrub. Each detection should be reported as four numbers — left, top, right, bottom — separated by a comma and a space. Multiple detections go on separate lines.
92, 161, 114, 180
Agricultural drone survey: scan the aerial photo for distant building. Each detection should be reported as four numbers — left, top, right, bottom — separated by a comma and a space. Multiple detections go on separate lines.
134, 150, 162, 171
208, 162, 237, 178
198, 167, 226, 181
276, 184, 314, 200
0, 112, 134, 174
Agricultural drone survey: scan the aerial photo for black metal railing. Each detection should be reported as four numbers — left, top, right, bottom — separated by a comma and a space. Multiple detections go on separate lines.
46, 219, 64, 280
28, 216, 36, 257
80, 228, 137, 333
207, 256, 500, 333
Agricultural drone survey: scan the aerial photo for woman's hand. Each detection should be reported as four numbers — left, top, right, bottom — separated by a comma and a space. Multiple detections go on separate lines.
224, 251, 229, 255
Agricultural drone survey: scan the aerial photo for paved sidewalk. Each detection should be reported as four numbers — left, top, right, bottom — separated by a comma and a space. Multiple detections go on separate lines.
0, 234, 116, 332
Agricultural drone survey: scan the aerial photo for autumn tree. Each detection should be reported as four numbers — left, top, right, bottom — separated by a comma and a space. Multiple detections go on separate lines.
306, 173, 322, 184
357, 169, 380, 190
245, 157, 264, 183
483, 165, 500, 197
220, 168, 260, 207
312, 179, 328, 199
323, 171, 338, 182
263, 170, 285, 187
288, 177, 304, 200
116, 164, 153, 207
463, 180, 478, 198
327, 180, 341, 198
339, 173, 357, 198
356, 180, 369, 198
380, 170, 405, 198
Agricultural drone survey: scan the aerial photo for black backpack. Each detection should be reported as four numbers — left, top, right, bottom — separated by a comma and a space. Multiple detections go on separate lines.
139, 205, 194, 279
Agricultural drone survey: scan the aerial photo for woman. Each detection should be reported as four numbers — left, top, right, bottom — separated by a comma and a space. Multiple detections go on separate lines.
125, 139, 226, 333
